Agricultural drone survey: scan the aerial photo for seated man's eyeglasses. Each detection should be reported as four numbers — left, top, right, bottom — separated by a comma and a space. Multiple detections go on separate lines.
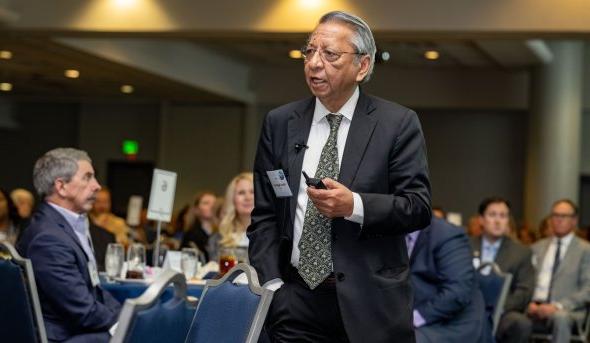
550, 212, 575, 219
301, 46, 365, 63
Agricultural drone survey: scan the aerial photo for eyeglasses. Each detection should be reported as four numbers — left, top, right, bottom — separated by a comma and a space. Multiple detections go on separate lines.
301, 46, 364, 63
551, 212, 576, 219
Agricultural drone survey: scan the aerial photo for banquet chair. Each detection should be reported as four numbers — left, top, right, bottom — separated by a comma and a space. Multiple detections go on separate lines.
477, 262, 513, 335
110, 269, 197, 343
0, 241, 48, 343
185, 263, 275, 343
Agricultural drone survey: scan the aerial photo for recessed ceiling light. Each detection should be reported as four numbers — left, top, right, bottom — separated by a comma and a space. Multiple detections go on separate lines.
0, 83, 13, 91
289, 49, 303, 59
0, 50, 12, 60
64, 69, 80, 78
121, 85, 134, 94
424, 50, 440, 60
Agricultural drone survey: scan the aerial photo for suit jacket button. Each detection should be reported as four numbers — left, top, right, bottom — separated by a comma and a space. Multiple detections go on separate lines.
336, 272, 345, 281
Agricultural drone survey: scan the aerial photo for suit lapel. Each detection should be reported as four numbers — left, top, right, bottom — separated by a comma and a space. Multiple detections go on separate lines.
554, 236, 578, 279
494, 237, 510, 267
287, 98, 315, 224
338, 92, 378, 188
41, 202, 90, 262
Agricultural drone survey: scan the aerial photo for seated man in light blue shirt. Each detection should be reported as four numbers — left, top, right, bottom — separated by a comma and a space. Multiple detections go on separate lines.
407, 217, 486, 343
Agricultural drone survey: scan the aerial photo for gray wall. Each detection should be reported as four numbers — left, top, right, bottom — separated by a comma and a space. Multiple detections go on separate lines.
419, 109, 526, 221
0, 101, 79, 195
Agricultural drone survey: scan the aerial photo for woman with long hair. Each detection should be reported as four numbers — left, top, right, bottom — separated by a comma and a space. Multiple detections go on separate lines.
181, 190, 217, 261
215, 172, 254, 258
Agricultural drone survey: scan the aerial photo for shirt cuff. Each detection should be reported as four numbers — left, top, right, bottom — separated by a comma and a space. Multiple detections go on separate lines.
109, 322, 119, 336
344, 192, 364, 225
552, 302, 564, 311
263, 278, 284, 291
413, 310, 426, 328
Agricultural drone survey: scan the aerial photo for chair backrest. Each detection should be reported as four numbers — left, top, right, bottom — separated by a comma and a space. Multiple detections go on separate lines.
0, 241, 48, 343
185, 263, 275, 343
110, 270, 197, 343
477, 262, 513, 335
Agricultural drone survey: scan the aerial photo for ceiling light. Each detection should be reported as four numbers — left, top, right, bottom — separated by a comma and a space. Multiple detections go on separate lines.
114, 0, 137, 8
424, 50, 440, 60
0, 83, 13, 91
0, 50, 12, 60
65, 69, 80, 78
380, 51, 390, 62
289, 49, 303, 59
121, 85, 134, 94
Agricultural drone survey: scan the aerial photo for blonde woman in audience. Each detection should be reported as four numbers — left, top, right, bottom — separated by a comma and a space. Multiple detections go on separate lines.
10, 188, 35, 220
213, 172, 254, 261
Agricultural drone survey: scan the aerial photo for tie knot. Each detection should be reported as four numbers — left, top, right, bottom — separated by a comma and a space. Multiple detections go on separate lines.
326, 113, 343, 131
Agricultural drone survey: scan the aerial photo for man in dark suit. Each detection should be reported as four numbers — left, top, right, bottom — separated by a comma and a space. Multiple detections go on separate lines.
407, 217, 485, 342
469, 197, 535, 343
18, 148, 121, 343
248, 11, 431, 342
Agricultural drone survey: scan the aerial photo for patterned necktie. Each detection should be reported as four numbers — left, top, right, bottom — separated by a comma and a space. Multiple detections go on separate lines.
298, 113, 343, 289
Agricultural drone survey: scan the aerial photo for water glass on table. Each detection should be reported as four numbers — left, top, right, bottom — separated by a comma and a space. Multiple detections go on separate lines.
105, 243, 124, 282
181, 248, 199, 280
126, 243, 146, 279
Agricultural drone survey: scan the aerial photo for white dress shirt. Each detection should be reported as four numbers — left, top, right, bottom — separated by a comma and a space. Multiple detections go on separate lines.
533, 232, 575, 302
290, 86, 364, 267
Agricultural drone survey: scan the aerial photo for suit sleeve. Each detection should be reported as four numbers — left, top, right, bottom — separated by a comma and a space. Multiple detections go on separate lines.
559, 246, 590, 311
247, 112, 283, 284
416, 231, 476, 324
360, 110, 431, 234
504, 248, 534, 312
28, 232, 119, 331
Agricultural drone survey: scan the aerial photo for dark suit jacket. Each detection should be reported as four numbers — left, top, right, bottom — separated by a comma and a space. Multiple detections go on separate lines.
17, 202, 121, 342
470, 236, 534, 313
248, 91, 432, 343
88, 222, 116, 272
410, 218, 484, 342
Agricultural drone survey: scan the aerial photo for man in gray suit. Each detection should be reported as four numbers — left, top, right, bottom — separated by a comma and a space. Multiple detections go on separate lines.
470, 197, 534, 343
528, 199, 590, 342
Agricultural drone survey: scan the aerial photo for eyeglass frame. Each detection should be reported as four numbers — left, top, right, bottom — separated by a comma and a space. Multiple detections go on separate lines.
550, 212, 577, 219
300, 46, 366, 64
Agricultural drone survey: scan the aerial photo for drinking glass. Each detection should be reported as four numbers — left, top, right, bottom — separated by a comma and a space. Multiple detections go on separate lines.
219, 246, 238, 276
181, 248, 198, 280
105, 243, 124, 281
126, 243, 146, 279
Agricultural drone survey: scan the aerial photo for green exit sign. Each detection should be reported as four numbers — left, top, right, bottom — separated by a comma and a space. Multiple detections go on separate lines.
122, 140, 139, 155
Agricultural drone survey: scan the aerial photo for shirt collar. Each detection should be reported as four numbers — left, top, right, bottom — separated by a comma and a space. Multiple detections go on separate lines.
554, 231, 575, 247
313, 86, 359, 124
48, 201, 88, 234
482, 236, 503, 251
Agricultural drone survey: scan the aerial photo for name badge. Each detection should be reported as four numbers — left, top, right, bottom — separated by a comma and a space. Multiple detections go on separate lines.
266, 169, 293, 198
88, 262, 100, 287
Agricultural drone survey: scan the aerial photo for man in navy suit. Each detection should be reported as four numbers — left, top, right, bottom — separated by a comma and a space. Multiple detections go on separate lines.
18, 148, 121, 343
406, 217, 485, 342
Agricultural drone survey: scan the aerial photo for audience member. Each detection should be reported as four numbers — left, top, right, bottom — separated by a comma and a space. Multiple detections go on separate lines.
516, 223, 536, 245
432, 206, 446, 220
0, 188, 21, 244
467, 214, 483, 237
538, 215, 553, 239
17, 148, 120, 343
407, 217, 485, 342
215, 172, 253, 260
181, 191, 217, 261
10, 188, 35, 220
470, 196, 534, 343
527, 199, 590, 343
90, 188, 129, 246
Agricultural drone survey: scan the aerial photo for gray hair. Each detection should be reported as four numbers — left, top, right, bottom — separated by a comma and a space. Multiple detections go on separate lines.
318, 11, 377, 83
33, 148, 92, 198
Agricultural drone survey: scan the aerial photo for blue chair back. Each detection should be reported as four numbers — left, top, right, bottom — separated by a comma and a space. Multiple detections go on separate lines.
110, 270, 197, 343
477, 262, 512, 335
185, 263, 274, 343
0, 241, 47, 343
